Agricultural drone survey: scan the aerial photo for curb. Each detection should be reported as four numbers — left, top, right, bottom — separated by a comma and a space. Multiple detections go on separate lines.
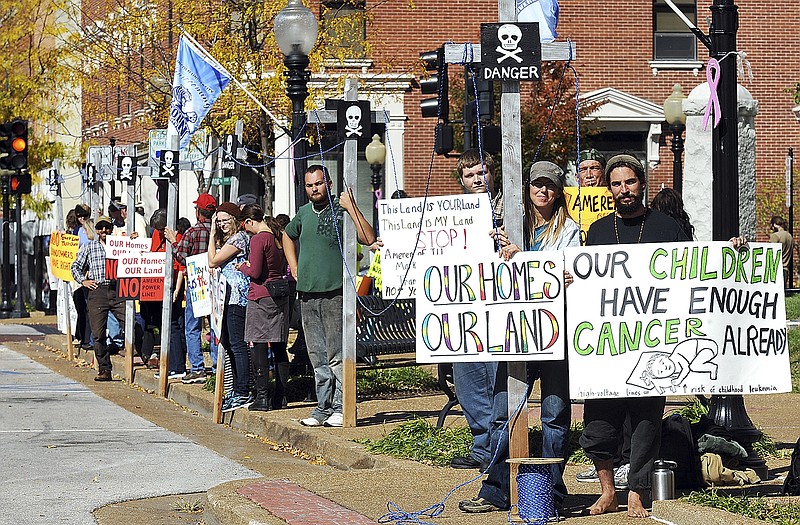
42, 334, 388, 471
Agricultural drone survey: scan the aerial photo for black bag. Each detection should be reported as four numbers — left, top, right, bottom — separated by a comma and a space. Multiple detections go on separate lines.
660, 413, 704, 490
266, 278, 290, 299
782, 437, 800, 495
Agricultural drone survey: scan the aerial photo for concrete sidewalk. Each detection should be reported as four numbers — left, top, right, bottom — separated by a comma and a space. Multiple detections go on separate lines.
10, 319, 799, 525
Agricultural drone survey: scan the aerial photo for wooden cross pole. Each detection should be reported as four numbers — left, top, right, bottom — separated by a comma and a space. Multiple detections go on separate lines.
124, 148, 137, 383
158, 135, 179, 398
306, 80, 389, 428
444, 31, 575, 505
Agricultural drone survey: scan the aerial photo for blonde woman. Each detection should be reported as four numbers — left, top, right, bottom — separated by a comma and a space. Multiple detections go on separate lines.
461, 161, 578, 514
208, 202, 251, 412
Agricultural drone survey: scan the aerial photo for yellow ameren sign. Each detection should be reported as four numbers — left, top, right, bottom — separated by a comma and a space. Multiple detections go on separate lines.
564, 187, 615, 244
49, 232, 80, 281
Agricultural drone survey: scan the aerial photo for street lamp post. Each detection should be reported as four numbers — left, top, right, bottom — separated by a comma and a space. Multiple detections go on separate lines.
365, 134, 386, 233
274, 0, 318, 211
663, 84, 687, 194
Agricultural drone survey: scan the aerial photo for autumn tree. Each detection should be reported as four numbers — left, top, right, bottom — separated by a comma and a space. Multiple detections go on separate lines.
66, 0, 372, 213
0, 0, 78, 215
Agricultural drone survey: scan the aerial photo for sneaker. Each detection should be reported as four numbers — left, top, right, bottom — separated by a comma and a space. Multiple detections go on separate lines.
146, 356, 160, 369
458, 497, 504, 513
451, 456, 483, 469
222, 395, 254, 413
300, 416, 323, 427
323, 413, 343, 427
181, 371, 207, 384
614, 463, 630, 490
154, 371, 186, 380
576, 465, 600, 482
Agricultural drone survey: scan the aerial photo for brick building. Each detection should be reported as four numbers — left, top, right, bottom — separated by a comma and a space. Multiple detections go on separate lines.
76, 0, 800, 234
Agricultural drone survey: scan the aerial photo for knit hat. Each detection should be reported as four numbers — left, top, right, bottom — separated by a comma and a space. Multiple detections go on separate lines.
605, 154, 645, 182
215, 202, 241, 220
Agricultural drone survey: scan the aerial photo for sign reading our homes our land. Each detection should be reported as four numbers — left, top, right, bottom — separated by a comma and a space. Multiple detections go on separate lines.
378, 194, 497, 299
415, 251, 566, 363
564, 242, 792, 400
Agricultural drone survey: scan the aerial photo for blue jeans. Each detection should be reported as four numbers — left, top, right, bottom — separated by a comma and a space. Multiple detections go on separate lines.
169, 298, 187, 374
185, 292, 218, 373
221, 304, 249, 397
478, 360, 571, 509
107, 312, 124, 349
453, 361, 498, 464
301, 293, 343, 422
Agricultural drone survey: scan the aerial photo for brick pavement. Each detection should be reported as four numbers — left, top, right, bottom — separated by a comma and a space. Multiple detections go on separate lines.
239, 480, 376, 525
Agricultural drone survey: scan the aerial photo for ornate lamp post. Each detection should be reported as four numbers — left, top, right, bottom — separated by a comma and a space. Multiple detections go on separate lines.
663, 84, 687, 194
274, 0, 318, 211
364, 134, 386, 233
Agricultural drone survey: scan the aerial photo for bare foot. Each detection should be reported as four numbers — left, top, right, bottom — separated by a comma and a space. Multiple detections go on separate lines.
588, 493, 618, 515
627, 491, 650, 518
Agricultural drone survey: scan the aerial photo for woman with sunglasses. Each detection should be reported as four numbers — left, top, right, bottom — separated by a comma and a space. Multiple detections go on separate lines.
208, 202, 252, 412
236, 204, 290, 412
462, 161, 579, 514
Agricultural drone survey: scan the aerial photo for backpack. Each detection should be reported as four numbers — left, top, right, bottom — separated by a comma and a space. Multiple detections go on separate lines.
782, 437, 800, 496
659, 413, 704, 490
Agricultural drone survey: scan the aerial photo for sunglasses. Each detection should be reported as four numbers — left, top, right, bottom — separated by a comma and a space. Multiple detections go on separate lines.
96, 225, 112, 232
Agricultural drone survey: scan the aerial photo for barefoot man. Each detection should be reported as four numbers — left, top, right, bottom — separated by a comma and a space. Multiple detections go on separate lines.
579, 154, 689, 517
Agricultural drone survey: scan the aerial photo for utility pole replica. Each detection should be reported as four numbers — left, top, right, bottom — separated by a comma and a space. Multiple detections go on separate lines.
444, 9, 575, 504
306, 80, 388, 428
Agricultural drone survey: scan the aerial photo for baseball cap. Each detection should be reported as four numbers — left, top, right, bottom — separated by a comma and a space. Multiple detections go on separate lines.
193, 193, 217, 211
108, 200, 126, 213
528, 161, 565, 189
95, 216, 113, 229
236, 193, 258, 207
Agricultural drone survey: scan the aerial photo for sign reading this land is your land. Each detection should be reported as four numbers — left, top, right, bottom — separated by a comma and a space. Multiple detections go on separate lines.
378, 194, 497, 299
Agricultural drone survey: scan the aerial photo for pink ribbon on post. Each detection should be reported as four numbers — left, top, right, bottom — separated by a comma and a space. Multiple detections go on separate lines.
702, 58, 722, 131
374, 189, 383, 209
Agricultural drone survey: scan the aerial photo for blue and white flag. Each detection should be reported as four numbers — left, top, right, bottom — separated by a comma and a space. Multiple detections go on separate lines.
167, 36, 231, 150
518, 0, 559, 43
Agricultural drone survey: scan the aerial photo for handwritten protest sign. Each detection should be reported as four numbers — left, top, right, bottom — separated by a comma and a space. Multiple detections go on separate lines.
186, 253, 211, 317
378, 194, 497, 299
415, 251, 566, 363
209, 269, 227, 344
563, 187, 614, 245
116, 252, 166, 301
105, 235, 151, 259
565, 242, 791, 399
49, 232, 80, 281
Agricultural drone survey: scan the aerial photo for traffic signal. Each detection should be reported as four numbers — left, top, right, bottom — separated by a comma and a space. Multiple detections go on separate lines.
465, 72, 494, 123
9, 172, 32, 194
0, 119, 28, 171
419, 47, 449, 119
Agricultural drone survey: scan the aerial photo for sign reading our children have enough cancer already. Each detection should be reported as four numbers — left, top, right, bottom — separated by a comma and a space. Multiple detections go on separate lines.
415, 251, 566, 363
378, 194, 497, 300
564, 242, 792, 400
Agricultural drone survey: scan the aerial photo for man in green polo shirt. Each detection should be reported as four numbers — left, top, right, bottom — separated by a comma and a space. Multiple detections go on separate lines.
283, 164, 375, 428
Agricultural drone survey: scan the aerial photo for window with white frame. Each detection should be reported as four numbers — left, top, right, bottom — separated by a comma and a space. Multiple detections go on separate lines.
653, 0, 697, 61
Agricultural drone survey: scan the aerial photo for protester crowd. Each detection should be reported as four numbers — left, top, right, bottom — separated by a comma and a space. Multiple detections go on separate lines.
66, 149, 768, 518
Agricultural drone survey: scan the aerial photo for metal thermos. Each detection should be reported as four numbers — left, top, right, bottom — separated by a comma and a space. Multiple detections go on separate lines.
652, 460, 677, 500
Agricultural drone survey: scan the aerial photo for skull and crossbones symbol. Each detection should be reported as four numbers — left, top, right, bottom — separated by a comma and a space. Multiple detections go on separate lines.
345, 106, 363, 138
161, 150, 176, 179
496, 24, 523, 64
